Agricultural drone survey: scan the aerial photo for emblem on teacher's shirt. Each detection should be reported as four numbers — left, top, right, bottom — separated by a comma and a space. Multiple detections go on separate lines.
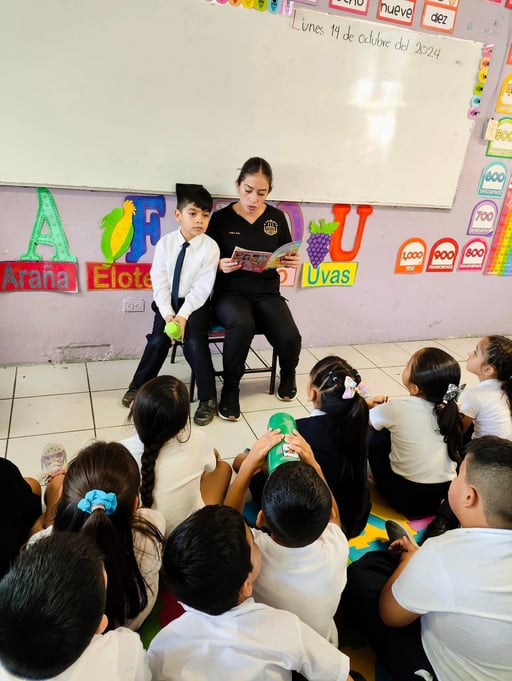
263, 219, 278, 236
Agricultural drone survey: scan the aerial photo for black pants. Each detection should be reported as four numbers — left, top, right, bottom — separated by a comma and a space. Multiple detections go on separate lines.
213, 293, 301, 388
130, 300, 216, 401
368, 427, 451, 518
342, 551, 437, 681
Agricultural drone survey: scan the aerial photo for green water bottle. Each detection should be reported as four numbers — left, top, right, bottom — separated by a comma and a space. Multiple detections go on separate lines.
267, 412, 300, 474
164, 320, 182, 341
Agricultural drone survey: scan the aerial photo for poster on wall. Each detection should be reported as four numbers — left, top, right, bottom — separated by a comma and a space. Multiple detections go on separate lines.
329, 0, 370, 15
1, 188, 78, 293
477, 161, 508, 197
486, 117, 512, 158
458, 239, 488, 271
486, 179, 512, 275
421, 0, 458, 33
377, 0, 416, 25
394, 237, 427, 273
467, 200, 498, 236
426, 238, 458, 271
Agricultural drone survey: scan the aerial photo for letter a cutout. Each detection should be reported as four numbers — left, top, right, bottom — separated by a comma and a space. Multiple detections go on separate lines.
20, 188, 77, 262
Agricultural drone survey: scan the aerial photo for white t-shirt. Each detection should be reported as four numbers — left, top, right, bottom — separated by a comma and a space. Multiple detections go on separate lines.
147, 598, 350, 681
459, 378, 512, 440
0, 628, 150, 681
121, 428, 216, 535
369, 396, 457, 483
393, 527, 512, 681
252, 523, 348, 645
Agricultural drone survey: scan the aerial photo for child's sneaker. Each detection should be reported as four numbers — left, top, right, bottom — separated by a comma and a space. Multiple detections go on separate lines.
40, 443, 67, 485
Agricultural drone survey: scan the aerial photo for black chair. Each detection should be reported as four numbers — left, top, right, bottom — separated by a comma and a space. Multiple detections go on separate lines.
170, 325, 278, 401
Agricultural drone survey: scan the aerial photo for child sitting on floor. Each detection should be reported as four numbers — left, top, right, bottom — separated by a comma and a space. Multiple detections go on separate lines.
147, 503, 360, 681
368, 347, 464, 517
122, 374, 231, 535
226, 428, 349, 646
0, 533, 149, 680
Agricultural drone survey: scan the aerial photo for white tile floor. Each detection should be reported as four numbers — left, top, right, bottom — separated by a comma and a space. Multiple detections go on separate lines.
1, 337, 482, 478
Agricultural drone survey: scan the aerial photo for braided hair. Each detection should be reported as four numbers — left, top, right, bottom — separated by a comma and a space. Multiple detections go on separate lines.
130, 376, 191, 508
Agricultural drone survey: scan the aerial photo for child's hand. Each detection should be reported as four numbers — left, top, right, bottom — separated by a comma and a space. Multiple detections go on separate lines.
240, 429, 283, 475
174, 315, 187, 341
284, 431, 316, 466
388, 535, 419, 557
366, 394, 388, 408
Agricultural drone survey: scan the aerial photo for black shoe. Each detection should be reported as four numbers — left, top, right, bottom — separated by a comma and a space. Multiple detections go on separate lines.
419, 514, 459, 545
385, 520, 416, 545
277, 371, 297, 401
122, 387, 137, 408
219, 388, 240, 422
193, 398, 217, 426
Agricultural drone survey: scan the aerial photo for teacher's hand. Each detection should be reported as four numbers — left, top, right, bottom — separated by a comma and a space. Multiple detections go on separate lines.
281, 252, 300, 269
219, 257, 241, 274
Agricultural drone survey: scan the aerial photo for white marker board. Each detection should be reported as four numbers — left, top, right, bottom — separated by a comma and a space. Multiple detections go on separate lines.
0, 0, 482, 207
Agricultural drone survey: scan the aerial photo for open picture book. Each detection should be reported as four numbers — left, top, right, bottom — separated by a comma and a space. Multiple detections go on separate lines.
231, 240, 302, 273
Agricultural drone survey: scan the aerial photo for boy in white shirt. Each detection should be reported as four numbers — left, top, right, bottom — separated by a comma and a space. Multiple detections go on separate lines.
226, 429, 349, 646
147, 502, 360, 681
0, 533, 149, 681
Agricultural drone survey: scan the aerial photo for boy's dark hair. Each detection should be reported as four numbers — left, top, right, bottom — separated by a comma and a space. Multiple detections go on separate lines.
0, 533, 105, 680
464, 435, 512, 528
175, 183, 213, 212
261, 461, 332, 548
162, 505, 252, 616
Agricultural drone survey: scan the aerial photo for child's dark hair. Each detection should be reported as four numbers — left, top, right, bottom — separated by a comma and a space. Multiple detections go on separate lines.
163, 505, 252, 615
130, 375, 191, 508
53, 441, 163, 629
236, 157, 273, 192
409, 347, 463, 462
261, 461, 332, 547
484, 335, 512, 418
176, 183, 213, 212
464, 435, 512, 527
309, 355, 369, 517
0, 533, 105, 679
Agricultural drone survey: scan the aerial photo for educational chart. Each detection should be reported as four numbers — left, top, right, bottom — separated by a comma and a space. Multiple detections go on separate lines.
485, 179, 512, 276
0, 0, 483, 207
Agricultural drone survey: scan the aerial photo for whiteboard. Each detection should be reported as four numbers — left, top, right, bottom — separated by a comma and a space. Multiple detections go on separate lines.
0, 0, 482, 207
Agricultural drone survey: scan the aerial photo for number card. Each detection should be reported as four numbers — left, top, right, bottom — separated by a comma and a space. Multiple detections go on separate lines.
487, 117, 512, 158
377, 0, 416, 26
421, 1, 458, 33
329, 0, 370, 16
467, 200, 498, 236
426, 238, 458, 272
394, 237, 427, 274
478, 162, 508, 197
458, 239, 488, 272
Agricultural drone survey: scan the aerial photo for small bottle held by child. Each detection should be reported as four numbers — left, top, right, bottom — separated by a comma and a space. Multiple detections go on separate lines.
164, 321, 182, 341
267, 412, 300, 473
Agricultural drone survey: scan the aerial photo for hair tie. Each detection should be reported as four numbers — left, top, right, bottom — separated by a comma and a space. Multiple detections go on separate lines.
442, 383, 466, 404
342, 376, 370, 399
77, 489, 118, 515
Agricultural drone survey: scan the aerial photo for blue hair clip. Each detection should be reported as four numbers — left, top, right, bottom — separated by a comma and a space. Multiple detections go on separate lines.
77, 489, 117, 515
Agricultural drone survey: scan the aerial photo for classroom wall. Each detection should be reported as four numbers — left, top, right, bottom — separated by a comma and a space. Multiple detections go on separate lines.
1, 0, 511, 366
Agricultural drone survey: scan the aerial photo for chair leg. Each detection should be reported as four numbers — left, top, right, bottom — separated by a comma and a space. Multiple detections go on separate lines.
269, 348, 278, 395
189, 371, 196, 402
170, 343, 178, 364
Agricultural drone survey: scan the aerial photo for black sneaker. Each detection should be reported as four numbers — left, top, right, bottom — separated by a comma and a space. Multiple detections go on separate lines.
219, 388, 240, 422
385, 520, 416, 545
193, 399, 217, 426
122, 387, 138, 408
277, 372, 297, 401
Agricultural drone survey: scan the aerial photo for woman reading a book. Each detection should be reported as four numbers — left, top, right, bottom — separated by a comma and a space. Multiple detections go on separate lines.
207, 157, 301, 422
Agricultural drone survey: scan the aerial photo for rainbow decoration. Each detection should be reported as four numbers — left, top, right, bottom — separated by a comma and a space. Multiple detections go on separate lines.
485, 179, 512, 275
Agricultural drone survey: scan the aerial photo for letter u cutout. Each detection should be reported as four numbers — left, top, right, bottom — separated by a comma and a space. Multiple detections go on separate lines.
330, 204, 373, 262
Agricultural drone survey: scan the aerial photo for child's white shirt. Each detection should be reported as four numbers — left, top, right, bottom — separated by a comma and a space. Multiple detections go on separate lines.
147, 598, 350, 681
0, 628, 150, 681
251, 523, 348, 645
459, 378, 512, 439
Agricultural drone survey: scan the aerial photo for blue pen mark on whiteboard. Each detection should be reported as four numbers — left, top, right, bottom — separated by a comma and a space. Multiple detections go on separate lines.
269, 0, 281, 12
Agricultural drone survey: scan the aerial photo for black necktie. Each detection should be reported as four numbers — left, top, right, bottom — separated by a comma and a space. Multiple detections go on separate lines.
171, 241, 190, 313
